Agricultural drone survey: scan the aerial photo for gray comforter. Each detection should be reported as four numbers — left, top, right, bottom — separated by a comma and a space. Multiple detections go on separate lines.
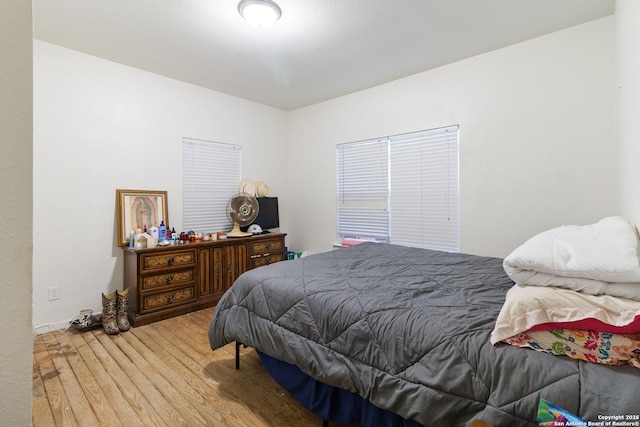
209, 243, 640, 426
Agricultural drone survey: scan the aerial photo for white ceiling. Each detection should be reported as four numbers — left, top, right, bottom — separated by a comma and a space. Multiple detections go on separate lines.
34, 0, 615, 111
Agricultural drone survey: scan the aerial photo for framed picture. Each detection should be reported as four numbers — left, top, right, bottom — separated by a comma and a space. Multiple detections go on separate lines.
116, 189, 168, 246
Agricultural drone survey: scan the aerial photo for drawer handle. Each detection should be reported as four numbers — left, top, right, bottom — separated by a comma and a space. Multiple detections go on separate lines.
265, 244, 271, 250
167, 294, 174, 303
167, 257, 175, 265
166, 275, 173, 284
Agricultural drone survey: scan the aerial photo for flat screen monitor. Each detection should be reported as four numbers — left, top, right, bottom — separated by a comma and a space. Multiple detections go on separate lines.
246, 197, 279, 232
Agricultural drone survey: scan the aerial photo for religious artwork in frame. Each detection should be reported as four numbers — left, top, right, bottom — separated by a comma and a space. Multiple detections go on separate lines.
116, 189, 168, 246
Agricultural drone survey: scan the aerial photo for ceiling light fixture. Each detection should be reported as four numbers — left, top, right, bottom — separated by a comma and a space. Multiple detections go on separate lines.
238, 0, 282, 29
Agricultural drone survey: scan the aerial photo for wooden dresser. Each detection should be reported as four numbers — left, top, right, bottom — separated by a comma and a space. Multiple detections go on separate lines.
123, 233, 286, 326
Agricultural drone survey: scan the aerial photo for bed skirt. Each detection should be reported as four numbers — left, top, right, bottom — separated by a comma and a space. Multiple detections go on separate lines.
257, 350, 422, 427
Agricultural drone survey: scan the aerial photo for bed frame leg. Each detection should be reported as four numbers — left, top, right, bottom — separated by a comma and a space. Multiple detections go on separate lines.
235, 341, 240, 370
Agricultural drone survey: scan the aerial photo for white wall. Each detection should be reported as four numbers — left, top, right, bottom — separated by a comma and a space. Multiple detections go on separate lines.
0, 1, 33, 424
287, 17, 617, 258
34, 16, 622, 327
617, 1, 640, 222
33, 41, 289, 328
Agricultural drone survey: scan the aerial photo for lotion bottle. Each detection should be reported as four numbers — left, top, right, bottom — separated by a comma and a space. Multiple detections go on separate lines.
159, 220, 167, 242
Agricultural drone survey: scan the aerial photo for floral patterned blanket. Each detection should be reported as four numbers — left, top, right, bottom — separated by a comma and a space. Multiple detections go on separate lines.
505, 329, 640, 368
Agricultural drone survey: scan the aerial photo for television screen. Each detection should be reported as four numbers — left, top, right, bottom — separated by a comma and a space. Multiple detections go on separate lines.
246, 197, 279, 232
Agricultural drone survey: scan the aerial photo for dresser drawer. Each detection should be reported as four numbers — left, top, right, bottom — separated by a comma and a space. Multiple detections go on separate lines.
140, 249, 196, 273
250, 239, 284, 255
251, 253, 284, 268
141, 269, 195, 291
141, 286, 195, 313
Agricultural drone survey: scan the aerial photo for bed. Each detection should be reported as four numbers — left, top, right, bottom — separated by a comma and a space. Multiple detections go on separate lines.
208, 240, 640, 426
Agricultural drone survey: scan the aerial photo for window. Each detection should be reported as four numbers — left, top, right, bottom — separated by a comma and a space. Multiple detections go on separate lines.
336, 126, 459, 252
336, 138, 389, 241
183, 138, 241, 232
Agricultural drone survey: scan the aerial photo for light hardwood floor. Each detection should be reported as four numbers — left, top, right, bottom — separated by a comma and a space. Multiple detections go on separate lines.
32, 307, 345, 426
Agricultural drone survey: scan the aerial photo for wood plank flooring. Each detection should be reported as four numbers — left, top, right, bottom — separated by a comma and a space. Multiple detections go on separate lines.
33, 307, 350, 426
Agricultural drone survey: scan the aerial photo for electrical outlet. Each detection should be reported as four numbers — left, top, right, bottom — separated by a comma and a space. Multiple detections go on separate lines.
48, 286, 60, 301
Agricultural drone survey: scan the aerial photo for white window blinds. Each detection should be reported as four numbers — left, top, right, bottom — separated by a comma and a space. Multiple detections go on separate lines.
336, 138, 389, 240
390, 126, 459, 251
183, 138, 241, 233
336, 125, 459, 251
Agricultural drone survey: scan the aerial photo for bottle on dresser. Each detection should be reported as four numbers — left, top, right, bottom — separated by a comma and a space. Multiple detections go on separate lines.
159, 220, 167, 242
